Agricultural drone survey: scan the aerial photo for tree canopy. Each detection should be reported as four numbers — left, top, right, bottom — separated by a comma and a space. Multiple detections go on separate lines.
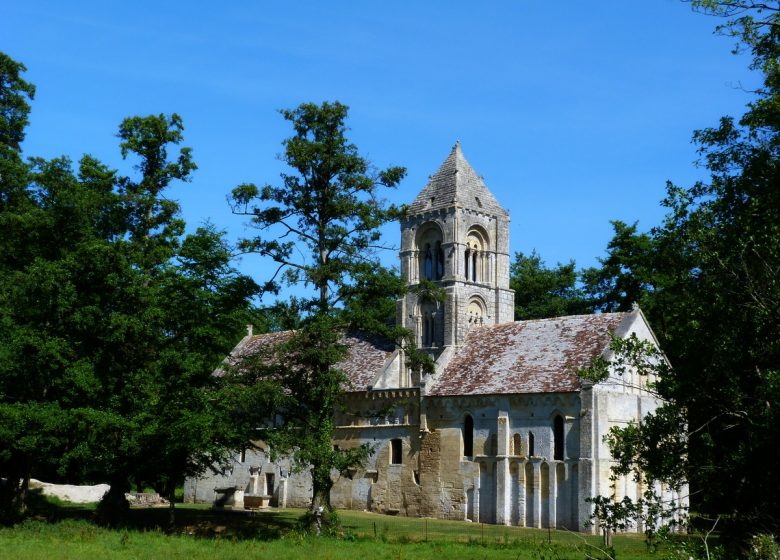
0, 53, 260, 525
509, 250, 589, 320
583, 2, 780, 542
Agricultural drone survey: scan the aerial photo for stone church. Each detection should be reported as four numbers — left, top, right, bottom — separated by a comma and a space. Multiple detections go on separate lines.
184, 143, 680, 531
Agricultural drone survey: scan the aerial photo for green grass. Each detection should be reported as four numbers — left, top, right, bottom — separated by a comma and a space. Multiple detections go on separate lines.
0, 502, 677, 560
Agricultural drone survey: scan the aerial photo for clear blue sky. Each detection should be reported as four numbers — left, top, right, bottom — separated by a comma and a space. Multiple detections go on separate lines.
2, 1, 760, 304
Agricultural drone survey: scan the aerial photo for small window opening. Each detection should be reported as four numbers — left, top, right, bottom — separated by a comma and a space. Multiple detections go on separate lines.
390, 438, 403, 464
471, 250, 478, 282
265, 473, 275, 496
553, 415, 565, 460
240, 448, 246, 463
475, 196, 482, 208
528, 431, 535, 457
435, 242, 444, 279
512, 433, 522, 456
463, 414, 474, 457
464, 248, 470, 279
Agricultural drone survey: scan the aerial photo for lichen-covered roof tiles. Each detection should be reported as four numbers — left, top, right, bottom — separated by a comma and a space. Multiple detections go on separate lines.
226, 330, 395, 391
429, 313, 629, 396
408, 142, 507, 216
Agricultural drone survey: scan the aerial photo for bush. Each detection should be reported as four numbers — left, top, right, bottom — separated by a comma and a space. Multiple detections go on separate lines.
747, 534, 780, 560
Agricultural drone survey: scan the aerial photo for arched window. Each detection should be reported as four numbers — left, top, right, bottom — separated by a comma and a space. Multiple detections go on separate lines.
424, 244, 434, 280
390, 439, 403, 464
512, 433, 522, 456
528, 431, 535, 457
465, 228, 488, 283
420, 304, 438, 347
467, 298, 485, 329
553, 415, 565, 460
416, 223, 443, 282
435, 242, 444, 279
463, 414, 474, 457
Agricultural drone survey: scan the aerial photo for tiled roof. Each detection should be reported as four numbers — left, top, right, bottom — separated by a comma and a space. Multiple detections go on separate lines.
408, 142, 507, 216
228, 330, 395, 391
428, 313, 629, 396
224, 313, 630, 396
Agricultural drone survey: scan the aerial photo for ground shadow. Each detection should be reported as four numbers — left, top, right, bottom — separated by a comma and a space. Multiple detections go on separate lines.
23, 492, 299, 541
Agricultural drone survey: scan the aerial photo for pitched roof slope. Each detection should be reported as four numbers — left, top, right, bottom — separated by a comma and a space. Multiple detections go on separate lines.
226, 330, 395, 391
408, 142, 507, 216
429, 313, 629, 396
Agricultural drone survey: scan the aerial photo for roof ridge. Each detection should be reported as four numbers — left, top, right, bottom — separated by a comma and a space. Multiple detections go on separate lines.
511, 311, 628, 325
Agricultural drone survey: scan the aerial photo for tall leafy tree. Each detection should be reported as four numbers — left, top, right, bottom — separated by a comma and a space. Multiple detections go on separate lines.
509, 250, 589, 320
580, 221, 657, 314
0, 53, 260, 523
592, 2, 780, 542
230, 101, 406, 522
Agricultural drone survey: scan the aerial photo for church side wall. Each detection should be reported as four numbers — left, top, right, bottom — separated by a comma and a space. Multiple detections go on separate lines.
422, 393, 583, 529
583, 313, 688, 533
326, 390, 424, 515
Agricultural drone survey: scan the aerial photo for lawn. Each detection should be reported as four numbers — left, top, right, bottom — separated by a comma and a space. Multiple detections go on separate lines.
0, 502, 673, 560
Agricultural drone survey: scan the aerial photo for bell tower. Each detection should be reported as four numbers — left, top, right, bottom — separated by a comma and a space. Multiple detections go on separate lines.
398, 142, 514, 363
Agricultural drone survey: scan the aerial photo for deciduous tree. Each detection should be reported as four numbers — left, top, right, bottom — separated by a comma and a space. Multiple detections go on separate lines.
587, 2, 780, 542
509, 250, 588, 320
0, 53, 260, 524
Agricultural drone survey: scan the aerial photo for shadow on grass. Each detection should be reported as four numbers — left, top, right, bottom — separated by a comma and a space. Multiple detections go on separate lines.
23, 491, 299, 541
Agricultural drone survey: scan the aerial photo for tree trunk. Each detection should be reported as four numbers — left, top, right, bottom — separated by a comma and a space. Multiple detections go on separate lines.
1, 463, 31, 520
14, 473, 30, 515
97, 476, 130, 526
1, 471, 29, 520
309, 458, 334, 535
167, 485, 176, 533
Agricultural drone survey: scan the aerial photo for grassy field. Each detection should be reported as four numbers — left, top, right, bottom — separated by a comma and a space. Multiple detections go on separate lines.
0, 502, 677, 560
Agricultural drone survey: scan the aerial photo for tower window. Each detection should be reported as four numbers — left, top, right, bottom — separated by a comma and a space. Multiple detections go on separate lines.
435, 242, 444, 279
390, 439, 403, 464
422, 310, 436, 346
528, 431, 535, 457
465, 228, 488, 284
467, 298, 485, 329
424, 245, 434, 280
553, 415, 565, 460
416, 223, 443, 282
463, 414, 474, 457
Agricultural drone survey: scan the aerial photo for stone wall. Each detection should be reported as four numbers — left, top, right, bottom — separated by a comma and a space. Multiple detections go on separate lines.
183, 444, 310, 508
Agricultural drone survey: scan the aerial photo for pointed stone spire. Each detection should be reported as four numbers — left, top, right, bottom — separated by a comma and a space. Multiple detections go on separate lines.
408, 142, 507, 216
